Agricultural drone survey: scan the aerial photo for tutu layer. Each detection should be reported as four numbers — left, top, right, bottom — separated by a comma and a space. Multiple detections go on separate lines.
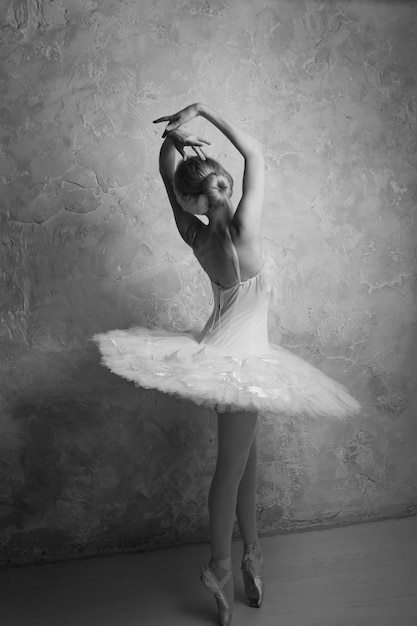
94, 245, 360, 420
93, 327, 360, 419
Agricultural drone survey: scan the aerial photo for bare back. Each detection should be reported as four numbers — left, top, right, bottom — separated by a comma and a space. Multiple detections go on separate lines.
191, 223, 264, 288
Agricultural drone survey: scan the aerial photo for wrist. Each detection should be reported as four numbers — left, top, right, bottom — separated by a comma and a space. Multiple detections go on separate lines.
196, 102, 207, 118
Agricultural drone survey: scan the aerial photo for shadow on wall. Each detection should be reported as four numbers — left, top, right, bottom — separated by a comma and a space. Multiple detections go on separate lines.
1, 196, 215, 563
4, 346, 216, 564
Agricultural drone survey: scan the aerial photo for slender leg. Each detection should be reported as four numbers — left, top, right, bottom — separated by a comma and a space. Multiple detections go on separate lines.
202, 410, 259, 625
236, 436, 258, 546
208, 410, 258, 575
236, 436, 264, 608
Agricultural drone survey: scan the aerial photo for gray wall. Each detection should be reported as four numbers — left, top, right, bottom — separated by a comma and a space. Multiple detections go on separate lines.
0, 0, 416, 564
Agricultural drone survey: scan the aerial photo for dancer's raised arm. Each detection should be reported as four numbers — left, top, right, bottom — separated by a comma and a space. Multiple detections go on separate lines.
155, 103, 265, 239
200, 104, 264, 238
157, 130, 209, 245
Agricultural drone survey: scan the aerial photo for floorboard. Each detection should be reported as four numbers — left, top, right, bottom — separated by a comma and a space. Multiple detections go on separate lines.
1, 517, 416, 626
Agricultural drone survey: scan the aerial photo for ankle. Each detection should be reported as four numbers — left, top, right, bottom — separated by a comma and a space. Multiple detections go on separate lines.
211, 556, 232, 568
242, 541, 263, 569
243, 540, 260, 555
210, 556, 232, 581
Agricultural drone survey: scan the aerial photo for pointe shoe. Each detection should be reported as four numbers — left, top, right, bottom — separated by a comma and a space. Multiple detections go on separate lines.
201, 563, 234, 626
241, 541, 264, 608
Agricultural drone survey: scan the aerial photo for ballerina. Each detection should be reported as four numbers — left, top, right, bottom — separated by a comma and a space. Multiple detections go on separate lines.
94, 102, 360, 626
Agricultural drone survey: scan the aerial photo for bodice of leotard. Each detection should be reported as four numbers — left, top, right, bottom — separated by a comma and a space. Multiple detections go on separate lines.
197, 237, 272, 355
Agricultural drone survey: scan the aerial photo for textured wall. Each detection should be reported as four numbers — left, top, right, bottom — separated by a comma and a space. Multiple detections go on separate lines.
0, 0, 416, 564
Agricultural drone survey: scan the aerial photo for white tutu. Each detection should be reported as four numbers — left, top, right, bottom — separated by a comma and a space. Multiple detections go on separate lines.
93, 326, 360, 418
93, 253, 360, 420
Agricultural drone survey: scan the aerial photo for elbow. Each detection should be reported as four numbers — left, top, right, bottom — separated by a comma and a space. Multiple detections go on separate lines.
246, 142, 264, 165
253, 140, 264, 156
253, 137, 263, 151
246, 140, 264, 160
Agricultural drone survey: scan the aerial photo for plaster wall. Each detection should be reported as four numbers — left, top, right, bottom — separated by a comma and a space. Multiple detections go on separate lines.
0, 0, 416, 564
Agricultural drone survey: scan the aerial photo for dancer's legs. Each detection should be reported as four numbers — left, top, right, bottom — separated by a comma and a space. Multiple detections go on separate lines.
236, 436, 258, 546
208, 410, 258, 577
236, 435, 264, 609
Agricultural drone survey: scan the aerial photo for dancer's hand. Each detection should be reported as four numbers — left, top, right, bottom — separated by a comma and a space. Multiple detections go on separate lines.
167, 128, 210, 160
153, 103, 201, 137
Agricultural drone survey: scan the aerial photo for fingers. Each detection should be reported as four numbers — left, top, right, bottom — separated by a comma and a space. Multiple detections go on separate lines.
153, 115, 182, 138
192, 146, 207, 160
184, 136, 210, 147
153, 115, 172, 124
157, 124, 209, 160
186, 136, 210, 147
162, 121, 182, 138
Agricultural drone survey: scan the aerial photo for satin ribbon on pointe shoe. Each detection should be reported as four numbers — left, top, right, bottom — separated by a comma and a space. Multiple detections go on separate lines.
241, 541, 264, 608
201, 562, 234, 626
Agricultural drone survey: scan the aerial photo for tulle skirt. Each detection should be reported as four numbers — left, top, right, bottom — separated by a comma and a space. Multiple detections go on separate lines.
93, 327, 360, 420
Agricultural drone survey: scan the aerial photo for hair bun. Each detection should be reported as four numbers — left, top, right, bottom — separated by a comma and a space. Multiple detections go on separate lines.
216, 175, 230, 193
202, 172, 232, 206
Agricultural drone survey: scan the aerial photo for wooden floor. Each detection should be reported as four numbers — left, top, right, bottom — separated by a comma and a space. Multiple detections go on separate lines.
1, 517, 416, 626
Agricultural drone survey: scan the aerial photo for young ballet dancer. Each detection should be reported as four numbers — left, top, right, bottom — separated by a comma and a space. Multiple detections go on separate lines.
94, 102, 360, 626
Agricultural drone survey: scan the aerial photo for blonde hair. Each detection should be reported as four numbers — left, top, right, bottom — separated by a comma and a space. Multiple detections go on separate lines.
174, 157, 233, 208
